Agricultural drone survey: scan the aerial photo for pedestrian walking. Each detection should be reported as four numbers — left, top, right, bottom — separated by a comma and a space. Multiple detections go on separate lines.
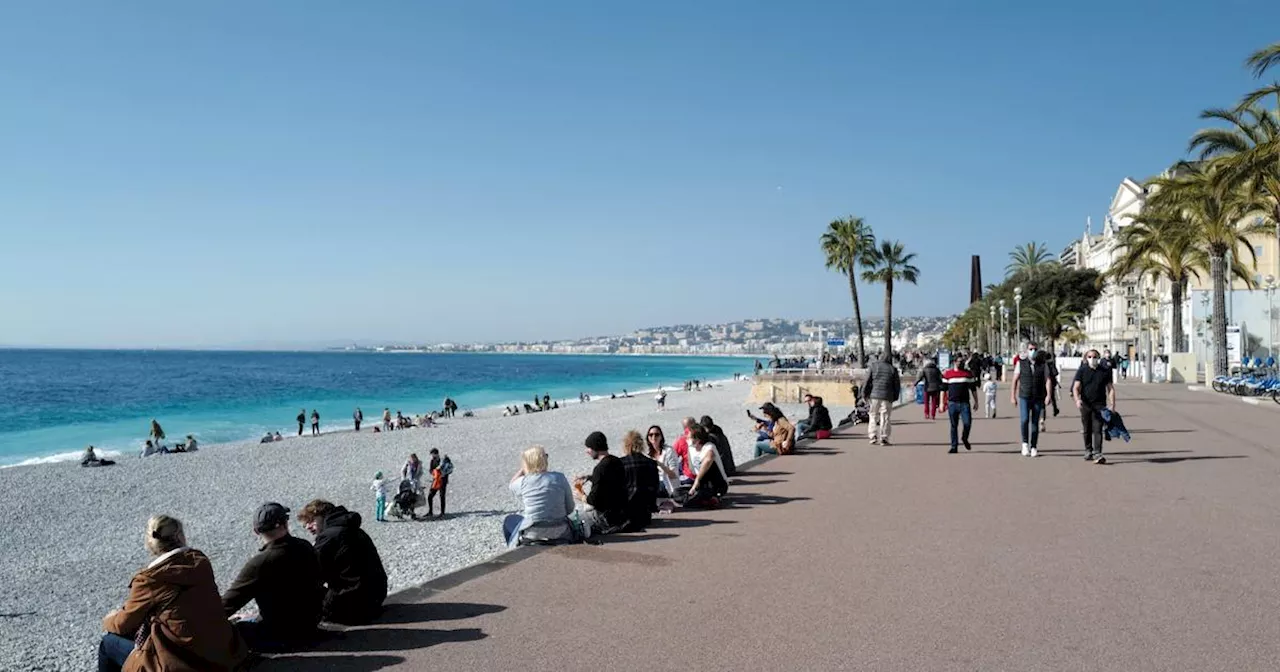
864, 352, 902, 446
354, 407, 363, 431
310, 410, 320, 436
915, 359, 943, 420
1072, 349, 1116, 465
1010, 343, 1053, 458
982, 373, 998, 418
296, 409, 306, 436
942, 358, 975, 453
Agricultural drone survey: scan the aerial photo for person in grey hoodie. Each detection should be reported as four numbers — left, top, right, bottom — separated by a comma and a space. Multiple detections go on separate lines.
863, 352, 902, 445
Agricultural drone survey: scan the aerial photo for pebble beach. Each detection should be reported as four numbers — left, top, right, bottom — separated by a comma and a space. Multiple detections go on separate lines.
0, 380, 794, 671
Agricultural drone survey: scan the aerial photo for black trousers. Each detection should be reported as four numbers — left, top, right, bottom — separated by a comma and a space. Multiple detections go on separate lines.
297, 423, 304, 436
1080, 403, 1105, 455
428, 485, 447, 515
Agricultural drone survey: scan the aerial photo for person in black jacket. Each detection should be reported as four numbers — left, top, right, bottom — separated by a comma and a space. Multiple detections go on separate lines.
699, 415, 737, 476
573, 431, 628, 535
794, 396, 834, 440
222, 503, 323, 652
297, 500, 388, 625
915, 359, 944, 420
618, 430, 659, 530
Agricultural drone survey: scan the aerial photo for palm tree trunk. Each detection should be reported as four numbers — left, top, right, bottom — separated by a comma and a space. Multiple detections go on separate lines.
1170, 278, 1185, 353
848, 270, 867, 366
883, 278, 894, 356
1210, 253, 1228, 374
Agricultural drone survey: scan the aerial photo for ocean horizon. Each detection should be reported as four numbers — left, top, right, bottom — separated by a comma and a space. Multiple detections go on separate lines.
0, 349, 756, 467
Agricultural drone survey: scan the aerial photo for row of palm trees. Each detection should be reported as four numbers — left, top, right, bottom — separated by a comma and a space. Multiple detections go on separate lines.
1104, 42, 1280, 373
820, 216, 920, 363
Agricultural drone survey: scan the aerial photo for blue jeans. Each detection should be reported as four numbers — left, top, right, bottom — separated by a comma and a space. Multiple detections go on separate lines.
1018, 398, 1044, 447
98, 633, 134, 672
795, 420, 811, 438
755, 440, 778, 457
503, 514, 524, 547
948, 402, 971, 449
375, 495, 386, 521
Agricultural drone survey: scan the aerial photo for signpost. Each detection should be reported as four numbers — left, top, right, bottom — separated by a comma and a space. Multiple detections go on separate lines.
826, 339, 845, 347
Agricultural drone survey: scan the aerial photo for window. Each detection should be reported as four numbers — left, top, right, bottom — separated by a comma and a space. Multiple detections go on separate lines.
1127, 316, 1136, 326
1255, 246, 1264, 258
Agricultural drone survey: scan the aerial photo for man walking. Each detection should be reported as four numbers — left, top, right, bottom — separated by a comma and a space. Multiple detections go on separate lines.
1009, 342, 1053, 458
1072, 349, 1116, 465
864, 352, 902, 446
942, 358, 976, 453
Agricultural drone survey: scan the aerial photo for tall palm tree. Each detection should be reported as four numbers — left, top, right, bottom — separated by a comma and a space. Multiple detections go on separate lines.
1023, 296, 1081, 354
821, 216, 877, 365
1238, 41, 1280, 109
1188, 105, 1280, 231
861, 240, 920, 356
1006, 241, 1058, 278
1106, 210, 1209, 352
1145, 163, 1274, 373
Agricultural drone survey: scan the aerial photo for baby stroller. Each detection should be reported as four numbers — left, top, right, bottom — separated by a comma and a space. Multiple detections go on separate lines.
847, 400, 870, 426
389, 479, 424, 520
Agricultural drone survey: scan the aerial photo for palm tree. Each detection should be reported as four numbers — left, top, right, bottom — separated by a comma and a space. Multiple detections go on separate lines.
1144, 163, 1275, 373
861, 240, 920, 356
1106, 210, 1209, 352
1188, 105, 1280, 230
821, 216, 876, 365
1238, 41, 1280, 109
1006, 241, 1058, 278
1023, 297, 1081, 355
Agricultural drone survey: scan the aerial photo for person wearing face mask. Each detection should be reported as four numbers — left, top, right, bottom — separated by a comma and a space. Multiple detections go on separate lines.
1072, 349, 1116, 464
1009, 342, 1053, 457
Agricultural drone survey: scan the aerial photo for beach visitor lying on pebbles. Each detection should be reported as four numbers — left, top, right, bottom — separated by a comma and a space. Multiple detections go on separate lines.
503, 445, 577, 547
298, 500, 388, 625
98, 515, 248, 672
221, 503, 323, 653
81, 445, 116, 467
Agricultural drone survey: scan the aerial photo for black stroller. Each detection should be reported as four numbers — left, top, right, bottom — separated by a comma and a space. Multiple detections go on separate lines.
389, 479, 423, 520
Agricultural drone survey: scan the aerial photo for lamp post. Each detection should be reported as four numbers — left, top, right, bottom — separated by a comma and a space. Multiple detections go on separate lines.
1143, 286, 1155, 383
1265, 274, 1276, 362
989, 305, 996, 353
1014, 286, 1023, 348
999, 300, 1008, 359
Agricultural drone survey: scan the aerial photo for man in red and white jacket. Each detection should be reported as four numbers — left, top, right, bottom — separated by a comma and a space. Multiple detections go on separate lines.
942, 357, 977, 453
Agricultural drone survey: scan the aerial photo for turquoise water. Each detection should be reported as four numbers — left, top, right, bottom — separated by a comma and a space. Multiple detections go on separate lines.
0, 350, 754, 466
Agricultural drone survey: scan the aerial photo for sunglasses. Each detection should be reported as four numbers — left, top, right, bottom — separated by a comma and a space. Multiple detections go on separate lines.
647, 432, 661, 437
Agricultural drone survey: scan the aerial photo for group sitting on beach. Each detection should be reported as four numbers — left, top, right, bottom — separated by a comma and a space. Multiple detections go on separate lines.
97, 500, 389, 671
502, 412, 748, 547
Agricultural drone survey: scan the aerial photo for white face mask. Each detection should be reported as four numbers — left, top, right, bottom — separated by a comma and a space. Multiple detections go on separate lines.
1026, 348, 1036, 357
1086, 357, 1098, 368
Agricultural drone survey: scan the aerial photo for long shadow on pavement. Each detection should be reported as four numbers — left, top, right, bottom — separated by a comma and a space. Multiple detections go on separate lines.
725, 494, 812, 509
1109, 455, 1249, 465
257, 654, 405, 671
377, 602, 506, 624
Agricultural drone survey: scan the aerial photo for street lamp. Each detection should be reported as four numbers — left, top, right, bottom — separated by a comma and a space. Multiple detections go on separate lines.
989, 305, 996, 353
1143, 286, 1155, 383
1014, 286, 1023, 348
999, 300, 1008, 359
1265, 274, 1276, 362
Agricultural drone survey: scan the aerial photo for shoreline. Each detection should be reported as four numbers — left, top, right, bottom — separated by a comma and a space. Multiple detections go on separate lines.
0, 355, 756, 469
0, 379, 806, 671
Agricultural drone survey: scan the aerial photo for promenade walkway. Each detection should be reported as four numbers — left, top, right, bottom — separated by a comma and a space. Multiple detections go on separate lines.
267, 382, 1280, 671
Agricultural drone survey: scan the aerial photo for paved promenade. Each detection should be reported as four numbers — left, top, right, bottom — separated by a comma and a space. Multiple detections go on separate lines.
266, 382, 1280, 672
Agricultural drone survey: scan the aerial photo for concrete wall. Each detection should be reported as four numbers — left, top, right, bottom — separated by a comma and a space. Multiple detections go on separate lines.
749, 370, 869, 407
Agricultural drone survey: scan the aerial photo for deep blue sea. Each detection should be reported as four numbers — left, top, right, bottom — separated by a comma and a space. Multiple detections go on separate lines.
0, 350, 754, 467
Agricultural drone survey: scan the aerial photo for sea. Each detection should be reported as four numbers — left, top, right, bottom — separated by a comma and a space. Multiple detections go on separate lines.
0, 349, 756, 468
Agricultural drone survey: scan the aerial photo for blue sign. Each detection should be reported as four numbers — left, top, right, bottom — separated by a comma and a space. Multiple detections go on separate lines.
826, 339, 845, 346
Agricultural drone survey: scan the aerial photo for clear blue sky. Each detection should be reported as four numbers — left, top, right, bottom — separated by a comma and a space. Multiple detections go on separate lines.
2, 1, 1278, 348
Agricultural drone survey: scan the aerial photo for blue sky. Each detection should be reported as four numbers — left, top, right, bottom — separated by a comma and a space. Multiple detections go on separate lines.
2, 1, 1278, 347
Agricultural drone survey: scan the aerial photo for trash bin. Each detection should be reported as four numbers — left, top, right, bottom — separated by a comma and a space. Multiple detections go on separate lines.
914, 381, 925, 405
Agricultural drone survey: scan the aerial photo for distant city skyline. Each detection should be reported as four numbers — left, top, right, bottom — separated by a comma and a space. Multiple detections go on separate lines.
4, 4, 1279, 348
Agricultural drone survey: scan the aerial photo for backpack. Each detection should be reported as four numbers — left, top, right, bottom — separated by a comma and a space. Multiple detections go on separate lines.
440, 457, 454, 476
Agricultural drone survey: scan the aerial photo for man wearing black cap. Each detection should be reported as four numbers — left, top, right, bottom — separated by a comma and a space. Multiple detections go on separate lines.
222, 503, 323, 652
573, 431, 628, 535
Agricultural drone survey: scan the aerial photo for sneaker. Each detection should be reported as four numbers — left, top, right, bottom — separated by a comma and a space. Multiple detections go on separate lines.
948, 448, 958, 453
1084, 452, 1096, 461
963, 440, 971, 451
1029, 447, 1038, 458
869, 438, 880, 445
1094, 454, 1106, 465
881, 439, 891, 446
1021, 443, 1030, 457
